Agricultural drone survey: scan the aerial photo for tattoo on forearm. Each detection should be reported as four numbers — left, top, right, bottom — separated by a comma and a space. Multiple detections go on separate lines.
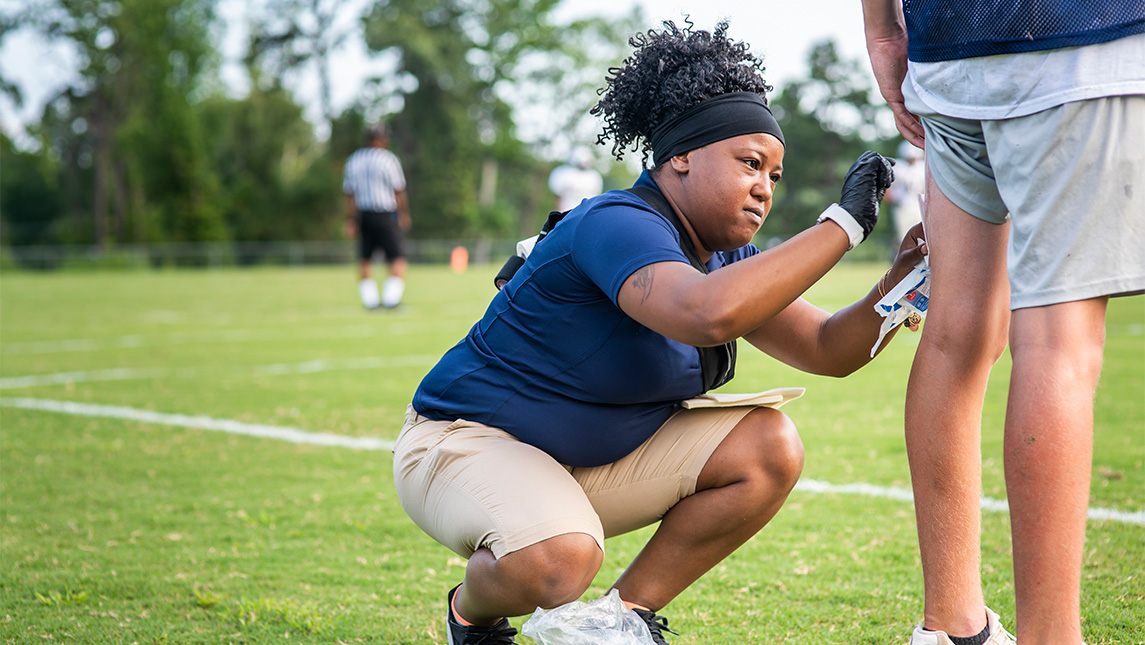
633, 266, 655, 304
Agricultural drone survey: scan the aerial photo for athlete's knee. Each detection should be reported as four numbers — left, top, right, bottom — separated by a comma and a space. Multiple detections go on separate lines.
1016, 300, 1108, 370
925, 307, 1010, 366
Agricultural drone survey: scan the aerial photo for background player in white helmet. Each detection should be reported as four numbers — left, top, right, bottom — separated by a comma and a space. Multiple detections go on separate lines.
548, 146, 604, 213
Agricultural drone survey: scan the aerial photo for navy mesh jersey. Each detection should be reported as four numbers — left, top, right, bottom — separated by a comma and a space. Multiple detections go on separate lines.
904, 0, 1145, 62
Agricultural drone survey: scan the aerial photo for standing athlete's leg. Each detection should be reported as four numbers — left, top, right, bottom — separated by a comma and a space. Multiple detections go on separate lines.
380, 216, 407, 307
906, 174, 1011, 637
986, 94, 1144, 643
389, 257, 408, 279
358, 262, 379, 309
1004, 300, 1106, 644
357, 213, 380, 308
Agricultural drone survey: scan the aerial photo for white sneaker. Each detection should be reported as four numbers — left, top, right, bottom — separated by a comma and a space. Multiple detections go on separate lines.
381, 276, 405, 308
359, 278, 380, 309
909, 607, 1015, 645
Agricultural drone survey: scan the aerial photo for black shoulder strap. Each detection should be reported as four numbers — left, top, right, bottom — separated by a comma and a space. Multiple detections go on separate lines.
624, 186, 707, 274
624, 186, 737, 392
492, 184, 737, 392
493, 209, 567, 289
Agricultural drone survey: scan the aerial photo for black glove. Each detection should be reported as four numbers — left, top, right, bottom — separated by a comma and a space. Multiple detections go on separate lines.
838, 151, 895, 240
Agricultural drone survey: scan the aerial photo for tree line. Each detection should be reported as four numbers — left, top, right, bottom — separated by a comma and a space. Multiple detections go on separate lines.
1, 0, 902, 258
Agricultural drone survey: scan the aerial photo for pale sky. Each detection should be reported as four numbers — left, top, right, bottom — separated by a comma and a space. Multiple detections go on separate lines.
0, 0, 875, 147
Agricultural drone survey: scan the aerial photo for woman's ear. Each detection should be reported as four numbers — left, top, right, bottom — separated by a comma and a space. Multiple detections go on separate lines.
669, 152, 691, 174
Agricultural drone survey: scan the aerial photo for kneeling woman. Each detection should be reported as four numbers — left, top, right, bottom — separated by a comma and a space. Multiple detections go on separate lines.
394, 20, 923, 645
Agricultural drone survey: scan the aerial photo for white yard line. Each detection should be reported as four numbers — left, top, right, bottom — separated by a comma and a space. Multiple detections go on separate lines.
250, 355, 437, 375
0, 355, 439, 389
13, 320, 1126, 356
0, 396, 394, 451
0, 367, 171, 389
0, 319, 475, 356
794, 480, 1145, 525
3, 396, 1143, 527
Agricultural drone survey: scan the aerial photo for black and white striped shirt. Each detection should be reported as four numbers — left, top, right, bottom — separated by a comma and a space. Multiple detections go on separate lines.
343, 147, 407, 212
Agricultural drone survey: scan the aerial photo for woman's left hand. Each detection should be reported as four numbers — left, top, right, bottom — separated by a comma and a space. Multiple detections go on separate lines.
892, 221, 927, 271
882, 221, 928, 330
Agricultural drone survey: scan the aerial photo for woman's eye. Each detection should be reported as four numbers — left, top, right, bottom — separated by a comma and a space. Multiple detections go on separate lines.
745, 159, 760, 169
770, 174, 782, 184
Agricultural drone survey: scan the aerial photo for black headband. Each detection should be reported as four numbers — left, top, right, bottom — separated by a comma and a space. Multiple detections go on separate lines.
650, 92, 784, 167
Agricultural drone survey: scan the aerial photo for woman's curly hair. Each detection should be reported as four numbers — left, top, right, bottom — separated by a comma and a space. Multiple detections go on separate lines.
592, 19, 772, 166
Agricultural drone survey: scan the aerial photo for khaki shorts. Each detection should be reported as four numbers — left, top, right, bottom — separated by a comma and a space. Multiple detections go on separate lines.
392, 404, 758, 559
903, 83, 1145, 309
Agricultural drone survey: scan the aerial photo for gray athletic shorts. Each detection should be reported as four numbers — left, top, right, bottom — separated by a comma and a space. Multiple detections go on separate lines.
392, 404, 760, 559
903, 83, 1145, 309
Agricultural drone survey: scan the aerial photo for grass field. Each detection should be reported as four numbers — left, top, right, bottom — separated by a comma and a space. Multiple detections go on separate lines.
1, 263, 1142, 644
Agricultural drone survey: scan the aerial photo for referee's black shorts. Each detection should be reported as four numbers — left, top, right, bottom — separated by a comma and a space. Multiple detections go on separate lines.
358, 210, 405, 262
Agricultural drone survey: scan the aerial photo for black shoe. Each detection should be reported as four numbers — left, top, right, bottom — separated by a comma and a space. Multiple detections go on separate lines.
632, 607, 678, 645
446, 585, 518, 645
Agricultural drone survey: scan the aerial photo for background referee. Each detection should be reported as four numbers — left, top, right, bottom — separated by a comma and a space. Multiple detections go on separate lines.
343, 124, 411, 309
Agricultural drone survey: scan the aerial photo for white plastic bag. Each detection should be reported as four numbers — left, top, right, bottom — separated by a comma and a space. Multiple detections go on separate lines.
521, 589, 654, 645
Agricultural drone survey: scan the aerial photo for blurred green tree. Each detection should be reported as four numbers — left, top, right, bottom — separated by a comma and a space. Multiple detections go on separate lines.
0, 133, 65, 246
244, 0, 353, 131
0, 8, 904, 258
5, 0, 225, 246
200, 80, 339, 244
767, 40, 899, 247
359, 0, 639, 239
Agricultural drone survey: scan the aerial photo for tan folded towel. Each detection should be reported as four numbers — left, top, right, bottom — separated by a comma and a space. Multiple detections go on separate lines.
680, 387, 805, 409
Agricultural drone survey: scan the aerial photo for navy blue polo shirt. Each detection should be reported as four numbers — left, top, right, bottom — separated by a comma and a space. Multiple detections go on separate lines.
412, 172, 758, 467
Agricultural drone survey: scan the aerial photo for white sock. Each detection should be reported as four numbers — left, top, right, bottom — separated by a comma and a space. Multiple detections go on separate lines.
382, 276, 405, 308
359, 278, 380, 309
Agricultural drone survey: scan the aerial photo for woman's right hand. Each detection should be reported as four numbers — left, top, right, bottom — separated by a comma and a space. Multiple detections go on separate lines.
839, 151, 895, 241
887, 220, 928, 284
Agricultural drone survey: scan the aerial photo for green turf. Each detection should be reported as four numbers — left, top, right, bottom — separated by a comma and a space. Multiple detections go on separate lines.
1, 265, 1141, 644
